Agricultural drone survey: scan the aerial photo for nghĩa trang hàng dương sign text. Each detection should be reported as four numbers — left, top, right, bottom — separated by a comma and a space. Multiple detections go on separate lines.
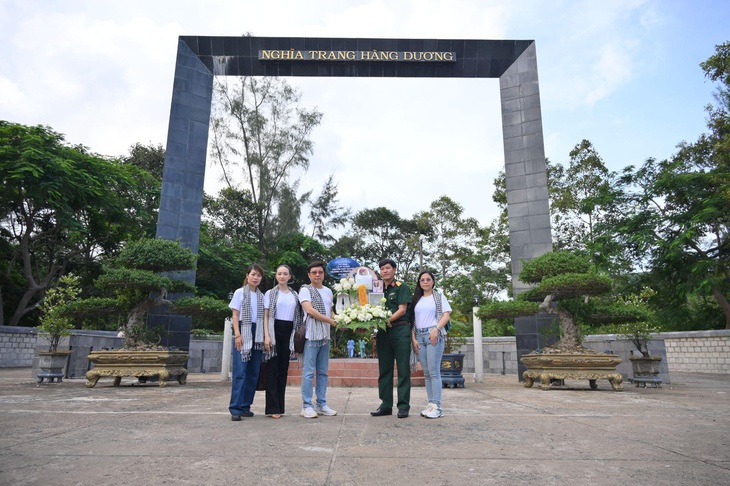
258, 49, 456, 62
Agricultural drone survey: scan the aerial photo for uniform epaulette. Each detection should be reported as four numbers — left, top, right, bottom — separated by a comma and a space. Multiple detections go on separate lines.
395, 281, 402, 286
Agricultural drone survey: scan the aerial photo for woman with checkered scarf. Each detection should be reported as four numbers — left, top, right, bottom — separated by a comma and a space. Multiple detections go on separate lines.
262, 264, 304, 418
228, 264, 266, 421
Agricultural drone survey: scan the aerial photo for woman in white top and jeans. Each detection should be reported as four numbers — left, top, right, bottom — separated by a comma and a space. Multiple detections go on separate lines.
228, 264, 265, 421
411, 270, 451, 419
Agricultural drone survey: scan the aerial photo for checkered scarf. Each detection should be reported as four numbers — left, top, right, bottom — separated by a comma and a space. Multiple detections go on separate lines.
433, 290, 447, 337
265, 286, 304, 359
239, 287, 265, 362
302, 284, 330, 345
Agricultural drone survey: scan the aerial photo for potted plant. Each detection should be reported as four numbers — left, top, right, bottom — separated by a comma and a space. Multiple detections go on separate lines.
68, 238, 229, 387
587, 288, 663, 386
35, 274, 80, 383
623, 319, 663, 383
478, 251, 646, 391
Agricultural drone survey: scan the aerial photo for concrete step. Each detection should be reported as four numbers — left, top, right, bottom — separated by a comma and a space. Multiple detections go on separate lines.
286, 358, 425, 387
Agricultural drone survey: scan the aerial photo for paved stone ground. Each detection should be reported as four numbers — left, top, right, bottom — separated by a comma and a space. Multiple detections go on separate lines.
1, 368, 728, 485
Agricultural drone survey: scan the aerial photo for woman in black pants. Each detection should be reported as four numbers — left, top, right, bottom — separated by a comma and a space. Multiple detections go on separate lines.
263, 265, 303, 418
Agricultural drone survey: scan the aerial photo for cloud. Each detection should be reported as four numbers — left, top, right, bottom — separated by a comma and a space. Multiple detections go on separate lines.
0, 75, 27, 115
583, 40, 638, 105
537, 0, 661, 109
4, 10, 181, 154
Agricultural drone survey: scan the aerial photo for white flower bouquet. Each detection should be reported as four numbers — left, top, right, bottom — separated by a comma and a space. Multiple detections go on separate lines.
334, 299, 392, 332
333, 276, 358, 298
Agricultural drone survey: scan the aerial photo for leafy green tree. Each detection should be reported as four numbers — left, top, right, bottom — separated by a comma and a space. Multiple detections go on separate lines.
273, 181, 307, 238
0, 122, 156, 326
493, 146, 629, 277
67, 238, 229, 348
478, 251, 644, 353
120, 142, 164, 237
37, 273, 80, 352
612, 42, 730, 329
349, 207, 419, 280
550, 140, 617, 252
410, 196, 509, 318
265, 232, 328, 287
122, 142, 165, 181
416, 196, 478, 278
209, 76, 322, 251
308, 174, 351, 244
195, 223, 262, 293
202, 188, 260, 244
442, 222, 510, 314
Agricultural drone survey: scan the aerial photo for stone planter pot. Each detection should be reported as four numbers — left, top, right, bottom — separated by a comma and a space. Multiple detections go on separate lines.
85, 350, 189, 388
629, 355, 663, 388
440, 353, 465, 388
37, 350, 72, 383
629, 355, 661, 376
521, 352, 624, 391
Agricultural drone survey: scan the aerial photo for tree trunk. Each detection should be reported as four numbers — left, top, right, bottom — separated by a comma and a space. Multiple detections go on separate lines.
710, 287, 730, 330
540, 293, 587, 353
554, 307, 584, 352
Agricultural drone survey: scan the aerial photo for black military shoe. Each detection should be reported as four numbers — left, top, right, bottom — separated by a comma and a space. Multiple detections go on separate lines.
370, 408, 393, 416
397, 409, 409, 418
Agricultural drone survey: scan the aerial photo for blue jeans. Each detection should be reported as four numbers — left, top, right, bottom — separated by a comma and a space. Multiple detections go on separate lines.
229, 322, 263, 416
415, 327, 445, 407
301, 339, 330, 408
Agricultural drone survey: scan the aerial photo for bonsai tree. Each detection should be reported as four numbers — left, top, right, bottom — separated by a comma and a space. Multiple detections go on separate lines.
478, 251, 645, 354
37, 274, 80, 352
68, 238, 229, 349
617, 319, 660, 358
591, 288, 661, 358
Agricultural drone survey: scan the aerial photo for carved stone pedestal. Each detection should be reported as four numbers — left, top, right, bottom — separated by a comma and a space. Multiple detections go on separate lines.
86, 350, 189, 388
521, 353, 623, 391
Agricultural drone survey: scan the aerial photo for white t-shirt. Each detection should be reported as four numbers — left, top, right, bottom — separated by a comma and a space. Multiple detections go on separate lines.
414, 292, 452, 330
298, 286, 334, 318
263, 289, 297, 321
228, 288, 259, 323
299, 285, 334, 341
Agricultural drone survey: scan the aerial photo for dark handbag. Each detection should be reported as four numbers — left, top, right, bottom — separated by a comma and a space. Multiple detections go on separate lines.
294, 322, 306, 354
256, 360, 267, 391
444, 320, 452, 332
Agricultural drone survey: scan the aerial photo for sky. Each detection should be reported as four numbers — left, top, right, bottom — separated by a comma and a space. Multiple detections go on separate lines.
1, 0, 729, 233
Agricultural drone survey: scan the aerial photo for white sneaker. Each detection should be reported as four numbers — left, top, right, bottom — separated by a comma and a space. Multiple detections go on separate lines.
420, 403, 436, 417
423, 406, 443, 419
301, 406, 318, 419
315, 404, 338, 416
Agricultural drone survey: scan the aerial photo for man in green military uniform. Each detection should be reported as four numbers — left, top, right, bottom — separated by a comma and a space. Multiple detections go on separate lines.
371, 258, 413, 418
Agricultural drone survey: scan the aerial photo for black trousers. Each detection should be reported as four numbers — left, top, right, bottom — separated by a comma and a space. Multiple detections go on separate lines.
265, 319, 293, 414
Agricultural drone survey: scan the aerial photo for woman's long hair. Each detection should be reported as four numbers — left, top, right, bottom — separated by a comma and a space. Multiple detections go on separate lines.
411, 270, 436, 311
241, 263, 266, 289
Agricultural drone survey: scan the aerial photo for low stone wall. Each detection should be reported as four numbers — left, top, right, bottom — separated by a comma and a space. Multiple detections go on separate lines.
458, 337, 519, 376
187, 339, 224, 374
663, 330, 730, 374
4, 326, 728, 377
459, 334, 672, 383
582, 333, 670, 384
0, 326, 37, 367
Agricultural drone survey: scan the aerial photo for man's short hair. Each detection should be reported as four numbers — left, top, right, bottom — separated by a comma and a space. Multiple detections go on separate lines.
307, 261, 327, 273
378, 258, 397, 269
